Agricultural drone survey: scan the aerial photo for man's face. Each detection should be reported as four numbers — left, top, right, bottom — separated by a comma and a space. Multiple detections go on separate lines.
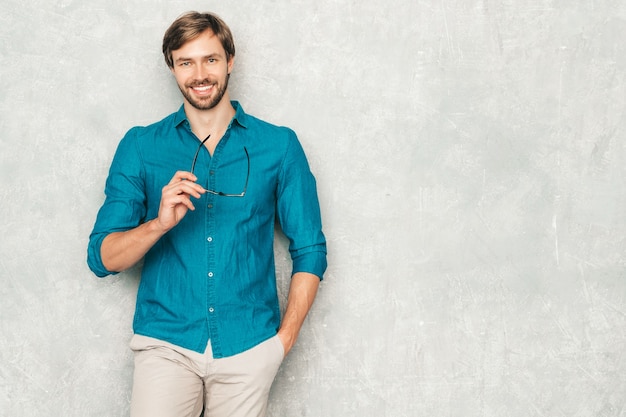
170, 30, 234, 111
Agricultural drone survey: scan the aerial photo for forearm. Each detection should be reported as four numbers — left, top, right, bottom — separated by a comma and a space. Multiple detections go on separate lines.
101, 219, 166, 273
278, 272, 320, 355
100, 170, 205, 273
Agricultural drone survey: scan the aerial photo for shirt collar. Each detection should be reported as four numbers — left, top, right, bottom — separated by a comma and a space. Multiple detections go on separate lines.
173, 100, 249, 129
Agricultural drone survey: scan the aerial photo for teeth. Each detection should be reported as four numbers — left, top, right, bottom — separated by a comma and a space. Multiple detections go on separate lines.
193, 86, 212, 91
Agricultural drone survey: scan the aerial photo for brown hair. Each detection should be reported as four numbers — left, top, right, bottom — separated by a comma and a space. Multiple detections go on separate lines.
162, 11, 235, 68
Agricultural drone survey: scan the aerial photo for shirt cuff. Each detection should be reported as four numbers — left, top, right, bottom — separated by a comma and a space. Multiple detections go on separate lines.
292, 248, 327, 280
87, 233, 118, 278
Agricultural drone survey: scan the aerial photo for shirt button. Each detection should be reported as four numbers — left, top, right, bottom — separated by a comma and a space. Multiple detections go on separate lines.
208, 204, 213, 209
208, 307, 214, 313
209, 170, 215, 176
208, 272, 214, 278
207, 237, 213, 242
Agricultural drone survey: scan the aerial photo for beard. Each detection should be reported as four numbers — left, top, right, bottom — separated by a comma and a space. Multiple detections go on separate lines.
179, 74, 229, 111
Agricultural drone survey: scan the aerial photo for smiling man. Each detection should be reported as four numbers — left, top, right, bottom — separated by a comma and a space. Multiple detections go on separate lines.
87, 11, 327, 417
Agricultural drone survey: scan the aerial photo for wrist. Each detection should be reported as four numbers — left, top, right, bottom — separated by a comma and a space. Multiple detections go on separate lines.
277, 328, 297, 354
147, 217, 170, 235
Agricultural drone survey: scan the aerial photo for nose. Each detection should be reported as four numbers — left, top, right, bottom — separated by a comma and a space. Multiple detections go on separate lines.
193, 63, 207, 81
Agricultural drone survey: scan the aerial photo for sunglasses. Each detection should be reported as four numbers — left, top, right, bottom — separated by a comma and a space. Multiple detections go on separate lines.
190, 135, 249, 197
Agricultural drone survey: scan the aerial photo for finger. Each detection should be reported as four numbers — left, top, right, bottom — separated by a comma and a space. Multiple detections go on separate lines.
168, 171, 197, 185
163, 180, 205, 198
163, 193, 196, 211
177, 197, 196, 211
180, 182, 205, 198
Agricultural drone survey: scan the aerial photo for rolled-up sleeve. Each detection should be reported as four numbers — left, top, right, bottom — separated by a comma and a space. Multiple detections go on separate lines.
276, 131, 327, 280
87, 128, 147, 278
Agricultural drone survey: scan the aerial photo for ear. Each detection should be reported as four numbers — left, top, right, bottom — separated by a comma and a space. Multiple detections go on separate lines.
227, 56, 235, 74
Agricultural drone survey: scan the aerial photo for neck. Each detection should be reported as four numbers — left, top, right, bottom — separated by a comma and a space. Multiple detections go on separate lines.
184, 93, 235, 142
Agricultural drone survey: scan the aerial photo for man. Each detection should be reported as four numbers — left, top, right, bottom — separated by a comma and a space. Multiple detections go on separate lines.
87, 11, 327, 417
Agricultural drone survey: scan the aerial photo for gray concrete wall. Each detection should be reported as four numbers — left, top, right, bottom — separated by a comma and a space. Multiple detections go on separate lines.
1, 0, 625, 416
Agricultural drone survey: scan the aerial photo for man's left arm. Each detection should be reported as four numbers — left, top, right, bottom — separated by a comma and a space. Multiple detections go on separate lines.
275, 130, 327, 355
278, 272, 320, 355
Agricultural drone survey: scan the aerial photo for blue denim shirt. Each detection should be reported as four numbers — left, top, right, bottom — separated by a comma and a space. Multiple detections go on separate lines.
87, 101, 327, 356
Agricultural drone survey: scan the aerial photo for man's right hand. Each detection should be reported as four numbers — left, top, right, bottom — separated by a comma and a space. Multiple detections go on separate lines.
155, 171, 206, 233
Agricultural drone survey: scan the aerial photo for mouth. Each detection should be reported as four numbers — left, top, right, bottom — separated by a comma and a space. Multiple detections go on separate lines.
189, 83, 215, 96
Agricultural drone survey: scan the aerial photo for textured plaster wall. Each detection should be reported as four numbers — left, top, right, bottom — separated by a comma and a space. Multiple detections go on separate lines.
1, 0, 625, 416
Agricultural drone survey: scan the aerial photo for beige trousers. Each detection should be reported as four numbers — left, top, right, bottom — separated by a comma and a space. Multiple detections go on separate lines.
129, 334, 285, 417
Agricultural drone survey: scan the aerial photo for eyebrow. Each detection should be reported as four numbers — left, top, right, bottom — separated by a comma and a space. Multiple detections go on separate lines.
174, 53, 222, 64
